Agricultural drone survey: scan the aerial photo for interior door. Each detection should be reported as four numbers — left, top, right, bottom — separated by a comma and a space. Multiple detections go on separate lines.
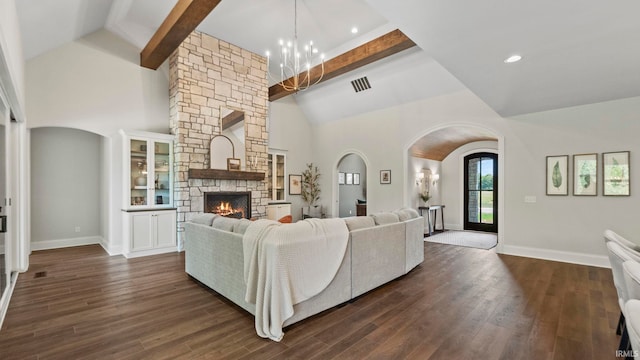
464, 152, 498, 233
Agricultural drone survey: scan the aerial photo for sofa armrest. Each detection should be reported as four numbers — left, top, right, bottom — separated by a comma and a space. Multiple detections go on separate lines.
404, 216, 425, 273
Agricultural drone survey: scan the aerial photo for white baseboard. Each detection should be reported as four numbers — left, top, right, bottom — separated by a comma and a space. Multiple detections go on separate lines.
100, 240, 122, 256
31, 236, 103, 251
122, 246, 178, 259
501, 244, 611, 268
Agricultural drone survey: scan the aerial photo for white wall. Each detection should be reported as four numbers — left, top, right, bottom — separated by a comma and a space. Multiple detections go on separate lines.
26, 29, 170, 254
30, 128, 102, 249
407, 156, 442, 209
307, 88, 640, 266
441, 141, 498, 230
0, 0, 25, 120
338, 154, 367, 217
26, 29, 169, 136
268, 97, 314, 221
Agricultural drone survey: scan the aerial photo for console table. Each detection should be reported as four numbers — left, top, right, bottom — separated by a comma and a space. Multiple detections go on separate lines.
418, 205, 445, 237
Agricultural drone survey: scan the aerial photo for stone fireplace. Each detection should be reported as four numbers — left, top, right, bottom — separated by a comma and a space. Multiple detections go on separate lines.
169, 30, 269, 239
204, 191, 251, 219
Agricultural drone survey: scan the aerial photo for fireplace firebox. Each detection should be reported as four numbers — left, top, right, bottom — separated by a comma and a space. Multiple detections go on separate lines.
204, 192, 251, 219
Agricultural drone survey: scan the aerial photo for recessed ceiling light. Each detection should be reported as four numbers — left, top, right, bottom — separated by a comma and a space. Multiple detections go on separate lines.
504, 55, 522, 63
351, 26, 358, 34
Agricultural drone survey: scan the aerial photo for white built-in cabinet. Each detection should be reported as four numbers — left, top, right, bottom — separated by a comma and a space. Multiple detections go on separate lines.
266, 203, 291, 221
120, 130, 177, 258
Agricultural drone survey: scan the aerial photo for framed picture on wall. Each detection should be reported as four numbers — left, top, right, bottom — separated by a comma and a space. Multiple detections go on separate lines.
338, 172, 345, 185
354, 173, 360, 185
380, 170, 391, 184
346, 173, 353, 185
546, 155, 568, 195
289, 174, 302, 195
573, 153, 597, 196
603, 151, 630, 196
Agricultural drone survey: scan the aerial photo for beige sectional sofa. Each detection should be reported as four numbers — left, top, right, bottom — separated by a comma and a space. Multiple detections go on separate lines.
183, 208, 424, 329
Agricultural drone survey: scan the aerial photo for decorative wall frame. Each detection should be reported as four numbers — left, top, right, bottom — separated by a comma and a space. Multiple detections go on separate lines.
346, 173, 353, 185
338, 172, 345, 185
573, 153, 597, 196
354, 173, 360, 185
546, 155, 568, 195
380, 170, 391, 184
289, 174, 302, 195
227, 158, 241, 171
603, 151, 630, 196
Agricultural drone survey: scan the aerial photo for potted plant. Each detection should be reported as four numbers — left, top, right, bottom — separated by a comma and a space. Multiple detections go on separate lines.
301, 163, 322, 217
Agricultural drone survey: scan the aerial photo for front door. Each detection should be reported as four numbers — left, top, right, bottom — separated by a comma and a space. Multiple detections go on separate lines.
464, 152, 497, 233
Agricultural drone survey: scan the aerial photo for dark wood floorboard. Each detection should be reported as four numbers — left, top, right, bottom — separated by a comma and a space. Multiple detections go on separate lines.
0, 243, 620, 359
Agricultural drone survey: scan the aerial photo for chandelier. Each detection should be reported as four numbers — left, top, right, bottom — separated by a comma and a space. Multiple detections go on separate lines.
266, 0, 325, 92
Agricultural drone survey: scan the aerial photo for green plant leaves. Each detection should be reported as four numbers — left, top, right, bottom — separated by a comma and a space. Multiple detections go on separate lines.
552, 161, 562, 189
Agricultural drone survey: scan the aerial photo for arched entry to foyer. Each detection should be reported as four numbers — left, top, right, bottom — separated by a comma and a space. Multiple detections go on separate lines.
404, 125, 504, 249
336, 153, 367, 218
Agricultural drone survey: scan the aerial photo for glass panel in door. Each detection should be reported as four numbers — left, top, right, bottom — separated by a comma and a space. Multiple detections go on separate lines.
0, 97, 7, 298
464, 153, 497, 232
130, 139, 148, 206
154, 141, 171, 205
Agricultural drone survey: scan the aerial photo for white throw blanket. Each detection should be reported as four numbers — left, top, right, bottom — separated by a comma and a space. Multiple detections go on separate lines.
242, 218, 349, 341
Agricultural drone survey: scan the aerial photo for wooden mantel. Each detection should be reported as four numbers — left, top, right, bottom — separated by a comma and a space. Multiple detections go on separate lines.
189, 169, 265, 181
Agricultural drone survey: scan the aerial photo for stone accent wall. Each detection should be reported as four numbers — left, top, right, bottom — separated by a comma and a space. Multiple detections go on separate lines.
169, 31, 269, 228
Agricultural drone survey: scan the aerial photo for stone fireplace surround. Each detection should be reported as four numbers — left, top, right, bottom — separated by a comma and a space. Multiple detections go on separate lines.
169, 31, 270, 236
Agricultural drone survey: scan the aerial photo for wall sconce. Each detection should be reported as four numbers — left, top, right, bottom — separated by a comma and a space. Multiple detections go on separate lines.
432, 174, 440, 186
416, 172, 424, 186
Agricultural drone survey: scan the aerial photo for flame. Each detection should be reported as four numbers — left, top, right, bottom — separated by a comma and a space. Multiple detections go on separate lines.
213, 202, 245, 218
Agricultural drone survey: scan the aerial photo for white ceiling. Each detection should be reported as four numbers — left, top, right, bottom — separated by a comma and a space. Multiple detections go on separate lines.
15, 0, 640, 122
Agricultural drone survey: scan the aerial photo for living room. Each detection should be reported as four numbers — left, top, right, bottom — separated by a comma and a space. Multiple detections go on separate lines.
1, 0, 640, 358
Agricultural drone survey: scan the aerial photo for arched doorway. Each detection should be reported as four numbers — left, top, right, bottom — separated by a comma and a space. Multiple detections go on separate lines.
336, 153, 367, 217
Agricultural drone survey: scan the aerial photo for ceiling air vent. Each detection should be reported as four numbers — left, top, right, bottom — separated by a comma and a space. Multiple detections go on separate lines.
351, 76, 372, 93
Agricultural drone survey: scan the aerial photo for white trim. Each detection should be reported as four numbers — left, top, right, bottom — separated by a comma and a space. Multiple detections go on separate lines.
332, 150, 370, 218
502, 244, 611, 268
30, 236, 103, 251
402, 123, 505, 254
100, 239, 122, 256
122, 246, 178, 259
0, 271, 18, 330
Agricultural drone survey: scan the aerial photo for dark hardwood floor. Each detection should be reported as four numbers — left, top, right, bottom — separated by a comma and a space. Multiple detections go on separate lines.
0, 242, 620, 359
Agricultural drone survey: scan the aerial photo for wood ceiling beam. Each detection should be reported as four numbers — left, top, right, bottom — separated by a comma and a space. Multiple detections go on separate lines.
221, 110, 245, 130
140, 0, 221, 70
269, 29, 416, 101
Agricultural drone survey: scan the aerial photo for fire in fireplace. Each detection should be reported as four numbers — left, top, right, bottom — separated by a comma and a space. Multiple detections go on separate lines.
204, 191, 251, 219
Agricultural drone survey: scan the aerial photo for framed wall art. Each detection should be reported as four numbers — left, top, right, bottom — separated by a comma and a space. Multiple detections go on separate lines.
289, 174, 302, 195
338, 172, 345, 185
380, 170, 391, 184
603, 151, 630, 196
346, 173, 353, 185
227, 158, 241, 171
546, 155, 568, 195
354, 173, 360, 185
573, 153, 597, 196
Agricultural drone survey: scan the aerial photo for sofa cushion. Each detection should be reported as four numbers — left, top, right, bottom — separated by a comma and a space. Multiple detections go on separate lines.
211, 216, 238, 232
370, 212, 400, 225
232, 218, 252, 234
190, 213, 217, 226
395, 208, 419, 221
344, 216, 376, 231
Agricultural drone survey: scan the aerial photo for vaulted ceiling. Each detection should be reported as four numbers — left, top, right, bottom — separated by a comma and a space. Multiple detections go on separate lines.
15, 0, 640, 159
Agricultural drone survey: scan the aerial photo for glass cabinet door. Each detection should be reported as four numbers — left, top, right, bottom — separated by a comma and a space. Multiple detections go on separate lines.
266, 152, 286, 201
153, 141, 171, 205
130, 138, 149, 206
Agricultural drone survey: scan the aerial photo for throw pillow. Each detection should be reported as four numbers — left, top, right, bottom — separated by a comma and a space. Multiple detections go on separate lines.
232, 218, 252, 234
395, 208, 419, 221
211, 216, 237, 232
344, 216, 376, 231
190, 213, 217, 226
370, 212, 400, 225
